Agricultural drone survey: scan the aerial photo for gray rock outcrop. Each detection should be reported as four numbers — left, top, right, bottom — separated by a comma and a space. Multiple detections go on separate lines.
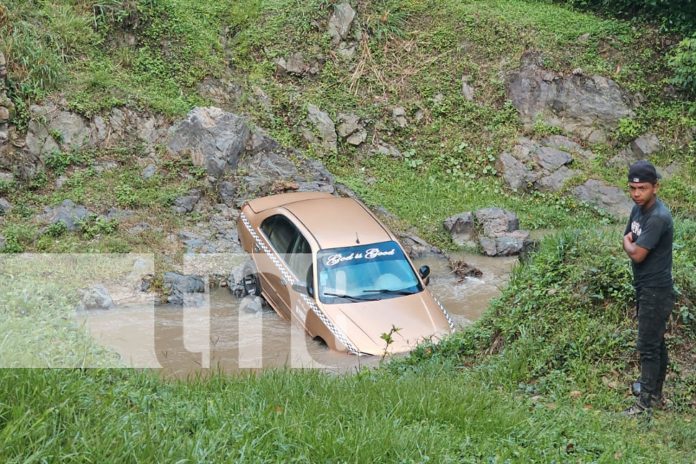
443, 212, 476, 247
507, 51, 634, 142
572, 179, 633, 219
444, 208, 532, 256
328, 3, 356, 46
167, 107, 250, 179
336, 113, 367, 146
38, 200, 90, 231
172, 189, 202, 214
497, 137, 582, 192
163, 272, 205, 305
303, 104, 337, 153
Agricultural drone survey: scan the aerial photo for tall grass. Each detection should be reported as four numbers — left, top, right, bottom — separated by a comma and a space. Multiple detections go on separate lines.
0, 367, 692, 462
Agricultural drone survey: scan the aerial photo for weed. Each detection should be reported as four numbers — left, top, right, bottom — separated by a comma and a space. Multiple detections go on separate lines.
78, 215, 118, 239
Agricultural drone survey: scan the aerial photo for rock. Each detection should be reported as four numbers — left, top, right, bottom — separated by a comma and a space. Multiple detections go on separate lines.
506, 51, 634, 141
0, 197, 10, 215
577, 33, 591, 43
39, 200, 90, 231
392, 107, 408, 128
240, 295, 264, 313
305, 104, 337, 153
398, 233, 442, 259
337, 113, 367, 146
0, 234, 5, 250
0, 106, 9, 121
534, 146, 573, 171
346, 131, 367, 146
443, 212, 476, 246
536, 166, 579, 192
93, 160, 118, 173
461, 76, 475, 101
479, 230, 531, 257
246, 128, 281, 155
608, 146, 636, 168
497, 152, 535, 192
163, 272, 205, 306
572, 179, 633, 219
219, 181, 236, 207
336, 113, 361, 138
297, 181, 335, 193
337, 41, 356, 60
167, 107, 250, 179
127, 223, 152, 235
370, 142, 402, 158
142, 164, 157, 179
79, 285, 114, 310
276, 52, 308, 76
328, 3, 356, 46
474, 208, 519, 236
172, 189, 202, 214
25, 104, 93, 161
630, 133, 661, 158
541, 135, 594, 160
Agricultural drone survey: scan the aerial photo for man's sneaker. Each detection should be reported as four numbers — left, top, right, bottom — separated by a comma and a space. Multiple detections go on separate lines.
622, 400, 651, 417
650, 394, 666, 410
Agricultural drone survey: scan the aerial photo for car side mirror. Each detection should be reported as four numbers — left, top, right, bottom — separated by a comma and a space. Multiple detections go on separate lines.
419, 265, 431, 285
292, 282, 307, 295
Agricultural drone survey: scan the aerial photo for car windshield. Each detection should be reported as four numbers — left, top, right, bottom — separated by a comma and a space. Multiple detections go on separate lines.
317, 241, 423, 304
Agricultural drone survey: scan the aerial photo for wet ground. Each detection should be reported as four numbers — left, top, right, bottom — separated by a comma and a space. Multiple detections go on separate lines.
82, 253, 518, 376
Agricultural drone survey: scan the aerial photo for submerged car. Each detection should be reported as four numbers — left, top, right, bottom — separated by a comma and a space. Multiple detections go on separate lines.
236, 192, 454, 355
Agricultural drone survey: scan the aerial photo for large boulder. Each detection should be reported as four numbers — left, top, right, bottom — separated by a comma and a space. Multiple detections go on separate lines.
506, 52, 634, 142
572, 179, 633, 219
443, 212, 476, 247
78, 285, 114, 310
497, 137, 581, 193
26, 104, 93, 161
163, 272, 205, 305
167, 107, 250, 179
38, 199, 90, 231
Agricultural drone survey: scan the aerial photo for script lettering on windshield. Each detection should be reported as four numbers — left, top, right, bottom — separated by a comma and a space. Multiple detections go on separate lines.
325, 247, 396, 266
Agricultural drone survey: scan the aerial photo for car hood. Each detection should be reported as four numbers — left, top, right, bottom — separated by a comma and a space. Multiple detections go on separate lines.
322, 291, 452, 355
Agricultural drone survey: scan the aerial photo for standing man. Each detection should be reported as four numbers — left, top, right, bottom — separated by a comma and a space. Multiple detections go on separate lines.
622, 160, 674, 416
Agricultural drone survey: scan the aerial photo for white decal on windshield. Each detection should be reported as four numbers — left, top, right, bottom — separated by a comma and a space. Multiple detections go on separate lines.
325, 248, 396, 266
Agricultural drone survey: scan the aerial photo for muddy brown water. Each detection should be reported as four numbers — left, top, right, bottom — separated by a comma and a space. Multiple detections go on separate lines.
82, 253, 518, 376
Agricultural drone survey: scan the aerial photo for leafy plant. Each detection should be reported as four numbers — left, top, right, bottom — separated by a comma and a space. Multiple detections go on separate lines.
668, 34, 696, 95
615, 117, 642, 143
78, 214, 118, 239
43, 221, 68, 238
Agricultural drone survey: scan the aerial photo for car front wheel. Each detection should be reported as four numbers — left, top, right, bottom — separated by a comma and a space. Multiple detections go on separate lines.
242, 260, 261, 297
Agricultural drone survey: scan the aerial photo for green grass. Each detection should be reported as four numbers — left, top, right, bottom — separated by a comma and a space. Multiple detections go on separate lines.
0, 366, 693, 462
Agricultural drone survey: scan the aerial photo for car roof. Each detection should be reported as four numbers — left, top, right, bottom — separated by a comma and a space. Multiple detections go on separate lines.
247, 191, 334, 213
282, 196, 393, 249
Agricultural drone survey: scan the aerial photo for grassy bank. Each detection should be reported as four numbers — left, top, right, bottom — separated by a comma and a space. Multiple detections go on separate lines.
0, 366, 693, 463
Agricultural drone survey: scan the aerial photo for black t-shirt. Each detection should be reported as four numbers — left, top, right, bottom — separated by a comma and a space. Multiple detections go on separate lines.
624, 198, 673, 288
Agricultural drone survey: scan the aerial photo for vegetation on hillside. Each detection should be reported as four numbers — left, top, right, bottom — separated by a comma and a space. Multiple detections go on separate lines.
0, 0, 694, 461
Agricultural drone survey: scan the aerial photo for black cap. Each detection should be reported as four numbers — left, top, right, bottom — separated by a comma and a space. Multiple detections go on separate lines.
628, 160, 660, 183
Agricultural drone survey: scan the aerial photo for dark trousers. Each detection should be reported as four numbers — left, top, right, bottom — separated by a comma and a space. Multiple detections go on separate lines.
636, 286, 675, 400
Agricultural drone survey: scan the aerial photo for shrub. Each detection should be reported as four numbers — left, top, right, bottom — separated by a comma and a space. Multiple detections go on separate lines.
668, 34, 696, 95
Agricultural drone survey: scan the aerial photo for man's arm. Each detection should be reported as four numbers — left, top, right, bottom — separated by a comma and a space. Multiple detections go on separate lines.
623, 232, 649, 263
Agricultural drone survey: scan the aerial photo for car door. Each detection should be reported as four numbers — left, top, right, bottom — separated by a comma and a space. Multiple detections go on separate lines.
259, 214, 298, 319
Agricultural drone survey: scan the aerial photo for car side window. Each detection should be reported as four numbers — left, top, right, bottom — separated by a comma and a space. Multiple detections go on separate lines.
287, 233, 312, 281
260, 215, 312, 279
261, 215, 297, 255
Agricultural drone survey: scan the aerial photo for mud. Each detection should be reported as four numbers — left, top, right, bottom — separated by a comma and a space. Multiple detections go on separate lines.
82, 253, 518, 376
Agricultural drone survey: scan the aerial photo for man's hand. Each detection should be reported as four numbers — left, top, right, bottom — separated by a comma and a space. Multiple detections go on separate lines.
623, 232, 649, 263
